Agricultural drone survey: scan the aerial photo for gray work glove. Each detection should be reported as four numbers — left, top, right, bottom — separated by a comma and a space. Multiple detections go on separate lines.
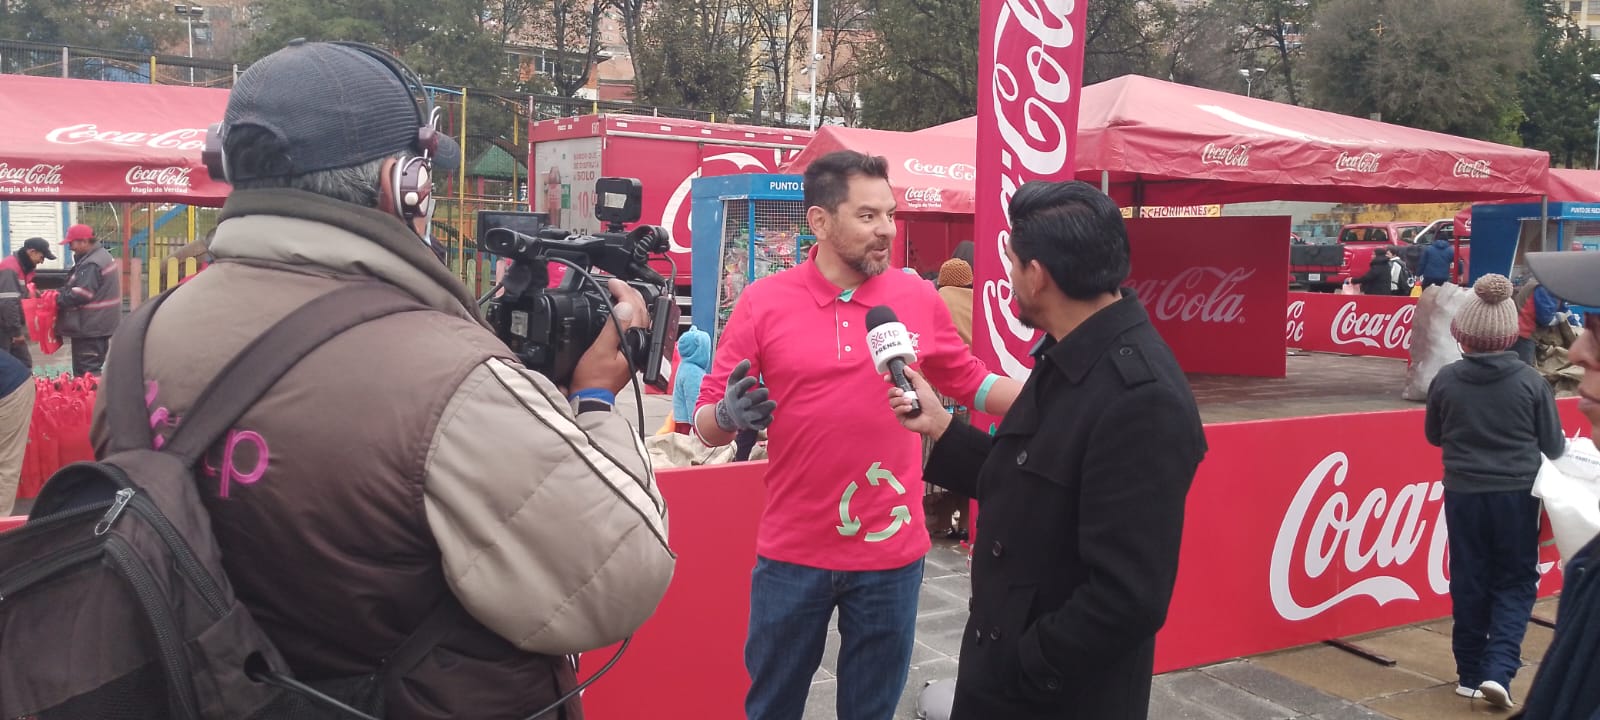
714, 359, 776, 432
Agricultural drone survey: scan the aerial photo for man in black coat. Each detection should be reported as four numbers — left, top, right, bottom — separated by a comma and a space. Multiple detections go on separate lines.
888, 180, 1207, 720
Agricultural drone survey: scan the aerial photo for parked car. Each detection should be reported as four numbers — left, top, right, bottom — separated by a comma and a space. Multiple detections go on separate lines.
1289, 222, 1426, 292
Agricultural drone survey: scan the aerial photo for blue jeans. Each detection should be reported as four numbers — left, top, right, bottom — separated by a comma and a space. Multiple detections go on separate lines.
1444, 490, 1542, 692
745, 556, 924, 720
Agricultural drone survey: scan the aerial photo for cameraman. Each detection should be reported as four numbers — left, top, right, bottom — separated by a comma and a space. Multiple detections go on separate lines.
90, 41, 673, 719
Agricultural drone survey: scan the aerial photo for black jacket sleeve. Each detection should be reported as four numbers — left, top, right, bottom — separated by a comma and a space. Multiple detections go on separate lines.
924, 419, 992, 499
0, 269, 24, 337
1015, 384, 1203, 685
1533, 377, 1567, 460
57, 263, 101, 310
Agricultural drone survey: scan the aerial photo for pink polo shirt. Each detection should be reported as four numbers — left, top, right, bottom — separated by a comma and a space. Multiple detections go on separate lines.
698, 251, 999, 571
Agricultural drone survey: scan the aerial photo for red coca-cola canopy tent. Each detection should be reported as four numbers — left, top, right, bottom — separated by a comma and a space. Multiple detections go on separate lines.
1540, 168, 1600, 203
925, 74, 1550, 207
782, 126, 975, 214
0, 75, 230, 205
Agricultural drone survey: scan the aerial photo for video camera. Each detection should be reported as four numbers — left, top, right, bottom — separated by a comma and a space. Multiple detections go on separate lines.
477, 178, 680, 390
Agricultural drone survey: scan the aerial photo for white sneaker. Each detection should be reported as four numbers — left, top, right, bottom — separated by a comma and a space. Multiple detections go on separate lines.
1455, 686, 1485, 699
1479, 680, 1515, 709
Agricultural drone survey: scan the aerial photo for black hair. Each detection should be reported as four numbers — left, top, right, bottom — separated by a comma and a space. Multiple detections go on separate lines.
1007, 181, 1130, 300
803, 150, 890, 213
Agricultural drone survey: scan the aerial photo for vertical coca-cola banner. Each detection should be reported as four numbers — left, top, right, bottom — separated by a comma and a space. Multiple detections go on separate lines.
972, 0, 1090, 381
1127, 216, 1289, 377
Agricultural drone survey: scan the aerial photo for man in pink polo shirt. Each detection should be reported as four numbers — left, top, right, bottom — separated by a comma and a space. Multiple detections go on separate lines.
696, 150, 1020, 720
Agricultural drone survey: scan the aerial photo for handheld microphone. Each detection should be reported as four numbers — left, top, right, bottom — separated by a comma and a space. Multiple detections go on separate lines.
866, 305, 921, 418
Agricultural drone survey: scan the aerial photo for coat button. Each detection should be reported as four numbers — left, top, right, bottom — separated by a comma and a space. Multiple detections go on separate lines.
991, 541, 1004, 557
1119, 347, 1133, 357
1046, 678, 1062, 691
989, 628, 1001, 640
1016, 450, 1028, 464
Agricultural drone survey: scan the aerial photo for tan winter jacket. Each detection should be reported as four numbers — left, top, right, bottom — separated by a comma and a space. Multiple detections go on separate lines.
90, 189, 673, 719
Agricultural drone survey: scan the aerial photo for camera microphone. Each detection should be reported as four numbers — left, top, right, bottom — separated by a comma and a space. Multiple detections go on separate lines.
865, 305, 921, 418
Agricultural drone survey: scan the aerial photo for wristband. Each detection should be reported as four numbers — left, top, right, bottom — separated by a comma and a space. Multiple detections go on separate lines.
569, 388, 617, 405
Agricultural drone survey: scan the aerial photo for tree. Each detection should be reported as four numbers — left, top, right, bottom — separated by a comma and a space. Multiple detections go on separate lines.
0, 0, 181, 55
1301, 0, 1532, 143
632, 0, 753, 116
545, 0, 608, 97
856, 0, 978, 131
244, 0, 519, 89
742, 0, 811, 125
1518, 0, 1600, 168
1080, 0, 1173, 86
813, 0, 875, 126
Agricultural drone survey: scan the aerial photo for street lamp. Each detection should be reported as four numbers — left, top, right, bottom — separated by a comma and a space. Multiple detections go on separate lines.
1591, 73, 1600, 170
174, 5, 203, 84
1238, 67, 1266, 98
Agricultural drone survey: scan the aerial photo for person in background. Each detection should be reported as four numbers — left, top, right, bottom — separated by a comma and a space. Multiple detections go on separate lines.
1425, 274, 1565, 710
1388, 250, 1413, 295
1516, 248, 1600, 720
0, 238, 54, 367
927, 257, 975, 539
1418, 232, 1458, 288
0, 350, 33, 516
937, 258, 973, 345
695, 150, 1020, 720
672, 326, 711, 435
1353, 247, 1395, 295
889, 180, 1205, 719
1511, 275, 1563, 367
55, 224, 120, 376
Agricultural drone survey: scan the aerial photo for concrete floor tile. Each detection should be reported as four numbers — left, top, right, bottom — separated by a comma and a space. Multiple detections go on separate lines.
1521, 623, 1554, 664
802, 677, 837, 720
1253, 645, 1439, 702
917, 611, 970, 658
1204, 660, 1351, 715
1348, 628, 1459, 684
916, 585, 965, 616
1148, 671, 1300, 720
1310, 707, 1398, 720
925, 573, 970, 599
1365, 684, 1516, 719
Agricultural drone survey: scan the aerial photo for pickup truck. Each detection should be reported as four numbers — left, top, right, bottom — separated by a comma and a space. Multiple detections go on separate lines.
1289, 222, 1426, 292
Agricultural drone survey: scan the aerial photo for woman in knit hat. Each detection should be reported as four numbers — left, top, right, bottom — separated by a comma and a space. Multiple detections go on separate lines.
1425, 273, 1567, 709
936, 258, 973, 345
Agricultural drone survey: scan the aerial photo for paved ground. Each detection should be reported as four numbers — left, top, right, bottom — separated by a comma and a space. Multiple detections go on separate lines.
791, 538, 1560, 720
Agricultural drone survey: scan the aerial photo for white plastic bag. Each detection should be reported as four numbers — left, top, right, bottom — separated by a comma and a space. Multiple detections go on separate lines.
1532, 434, 1600, 566
1403, 283, 1472, 401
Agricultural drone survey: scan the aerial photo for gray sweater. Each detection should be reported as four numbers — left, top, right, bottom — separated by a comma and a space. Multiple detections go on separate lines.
1425, 351, 1565, 493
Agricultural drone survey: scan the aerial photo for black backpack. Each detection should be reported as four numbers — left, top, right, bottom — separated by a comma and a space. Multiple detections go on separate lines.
0, 283, 433, 719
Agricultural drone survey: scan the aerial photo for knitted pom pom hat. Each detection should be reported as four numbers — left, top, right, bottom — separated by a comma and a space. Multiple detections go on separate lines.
1450, 274, 1519, 353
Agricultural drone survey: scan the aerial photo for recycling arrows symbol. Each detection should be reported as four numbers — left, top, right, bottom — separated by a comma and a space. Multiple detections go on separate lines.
837, 462, 912, 543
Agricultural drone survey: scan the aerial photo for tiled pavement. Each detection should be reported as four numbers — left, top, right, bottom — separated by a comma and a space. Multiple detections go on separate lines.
794, 537, 1560, 720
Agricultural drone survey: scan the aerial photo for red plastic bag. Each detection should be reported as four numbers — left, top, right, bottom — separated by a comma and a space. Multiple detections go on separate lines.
19, 379, 58, 499
23, 286, 60, 355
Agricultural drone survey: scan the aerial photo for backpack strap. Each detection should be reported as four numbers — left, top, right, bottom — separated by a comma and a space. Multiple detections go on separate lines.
159, 283, 427, 467
104, 290, 179, 454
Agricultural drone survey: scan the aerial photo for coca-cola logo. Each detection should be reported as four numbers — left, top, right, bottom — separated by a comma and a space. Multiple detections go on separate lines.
1453, 158, 1491, 179
125, 165, 193, 193
45, 124, 207, 152
1270, 452, 1450, 620
0, 162, 65, 188
1331, 301, 1413, 350
1335, 152, 1381, 173
1126, 267, 1253, 324
1286, 299, 1306, 343
904, 187, 943, 209
1200, 143, 1250, 167
904, 158, 976, 182
979, 0, 1080, 380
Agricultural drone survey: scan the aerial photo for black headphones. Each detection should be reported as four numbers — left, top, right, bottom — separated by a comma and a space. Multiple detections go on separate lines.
201, 41, 442, 229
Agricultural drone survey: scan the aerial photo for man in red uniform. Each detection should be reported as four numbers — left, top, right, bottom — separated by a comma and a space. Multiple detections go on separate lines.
696, 150, 1020, 720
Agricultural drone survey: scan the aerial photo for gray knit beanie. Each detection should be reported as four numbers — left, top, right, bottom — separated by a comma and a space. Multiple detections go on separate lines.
1450, 274, 1519, 353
